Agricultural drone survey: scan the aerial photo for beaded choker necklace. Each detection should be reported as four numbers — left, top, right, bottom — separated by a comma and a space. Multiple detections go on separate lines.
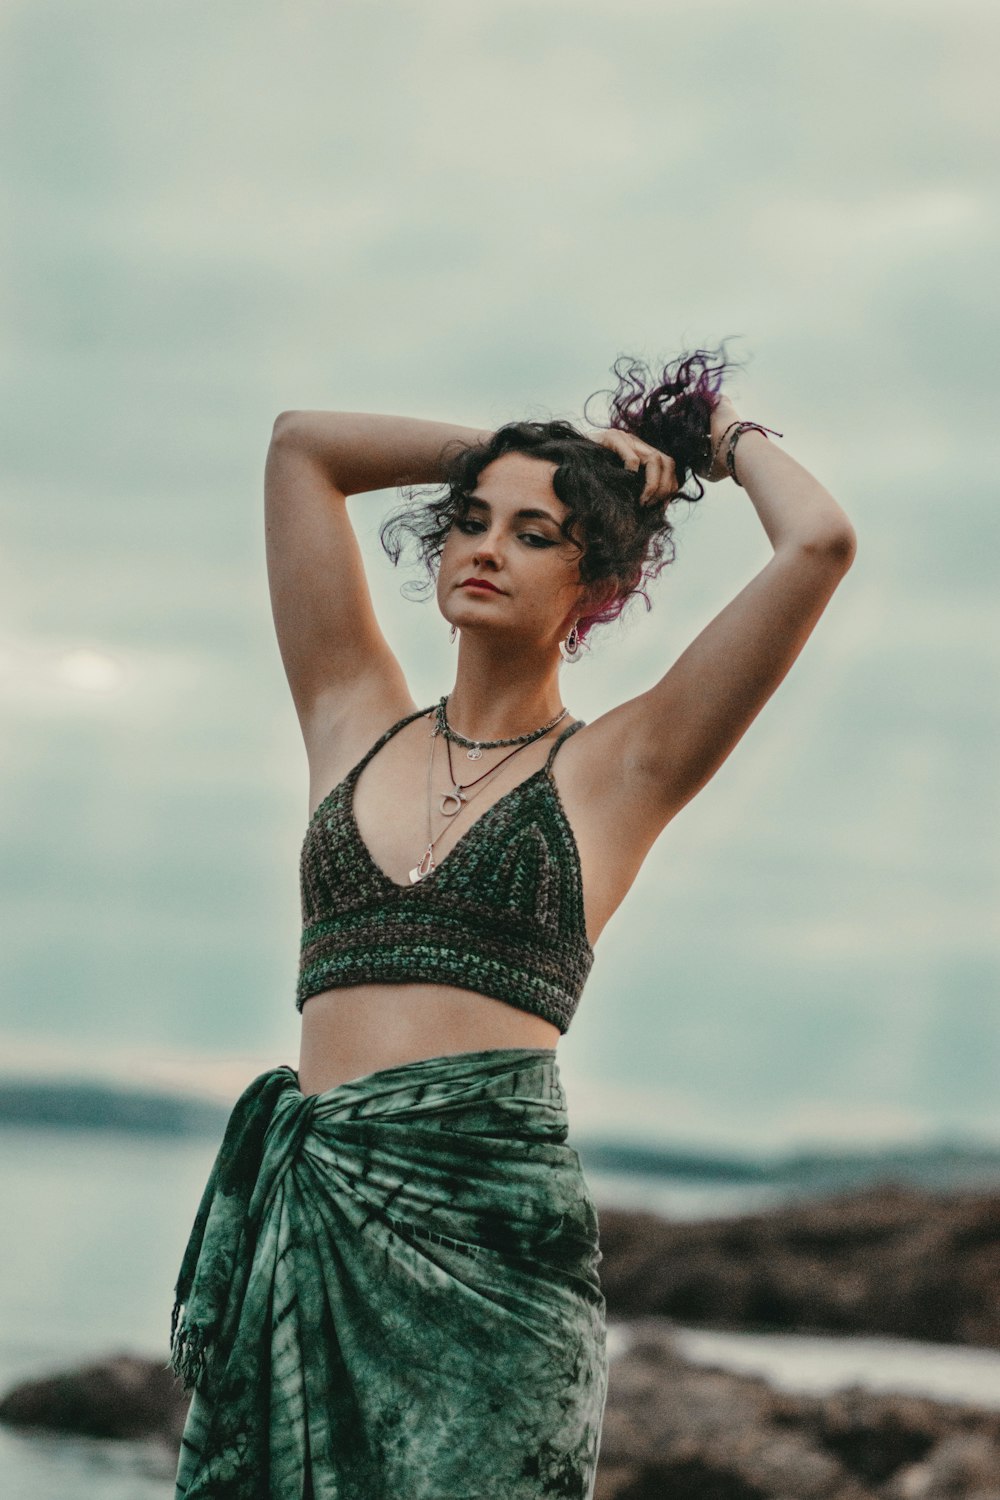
433, 694, 568, 761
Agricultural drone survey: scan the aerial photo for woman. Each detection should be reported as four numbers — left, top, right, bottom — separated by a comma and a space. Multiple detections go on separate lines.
169, 349, 856, 1499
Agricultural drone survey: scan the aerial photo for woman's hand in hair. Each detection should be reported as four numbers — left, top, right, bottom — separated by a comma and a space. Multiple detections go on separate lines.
587, 429, 679, 507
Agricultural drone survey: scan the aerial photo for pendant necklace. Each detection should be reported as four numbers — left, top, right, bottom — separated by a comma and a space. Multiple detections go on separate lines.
408, 700, 569, 883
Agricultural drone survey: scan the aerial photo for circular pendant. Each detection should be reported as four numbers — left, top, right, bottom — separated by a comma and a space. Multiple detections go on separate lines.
466, 746, 483, 760
439, 790, 466, 817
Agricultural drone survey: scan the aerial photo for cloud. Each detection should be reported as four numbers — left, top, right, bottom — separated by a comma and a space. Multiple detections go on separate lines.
0, 632, 212, 722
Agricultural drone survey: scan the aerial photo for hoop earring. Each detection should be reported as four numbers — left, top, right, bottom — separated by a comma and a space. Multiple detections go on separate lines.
559, 620, 582, 663
449, 623, 458, 644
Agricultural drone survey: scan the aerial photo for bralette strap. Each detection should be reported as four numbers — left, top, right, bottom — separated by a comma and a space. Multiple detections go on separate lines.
545, 718, 585, 770
348, 705, 436, 781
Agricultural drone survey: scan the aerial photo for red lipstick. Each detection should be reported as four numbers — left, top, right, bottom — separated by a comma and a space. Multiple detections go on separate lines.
460, 578, 502, 592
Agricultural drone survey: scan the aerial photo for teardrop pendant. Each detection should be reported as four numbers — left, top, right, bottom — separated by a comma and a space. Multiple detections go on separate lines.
409, 846, 435, 883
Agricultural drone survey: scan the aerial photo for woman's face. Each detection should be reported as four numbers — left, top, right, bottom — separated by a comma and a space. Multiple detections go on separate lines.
437, 452, 590, 649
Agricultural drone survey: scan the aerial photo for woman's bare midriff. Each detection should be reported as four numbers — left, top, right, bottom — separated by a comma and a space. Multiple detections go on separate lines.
296, 982, 560, 1098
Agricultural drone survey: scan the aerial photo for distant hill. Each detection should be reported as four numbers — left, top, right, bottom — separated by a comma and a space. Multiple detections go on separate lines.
573, 1134, 1000, 1196
3, 1076, 1000, 1199
0, 1077, 230, 1136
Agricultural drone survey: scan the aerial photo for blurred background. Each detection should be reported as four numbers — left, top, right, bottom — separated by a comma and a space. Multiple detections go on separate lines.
1, 0, 998, 1493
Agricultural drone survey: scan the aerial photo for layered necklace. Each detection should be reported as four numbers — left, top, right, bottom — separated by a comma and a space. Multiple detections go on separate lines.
408, 694, 569, 883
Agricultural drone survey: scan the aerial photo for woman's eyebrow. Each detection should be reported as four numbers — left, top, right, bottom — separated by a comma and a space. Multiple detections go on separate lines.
464, 495, 560, 525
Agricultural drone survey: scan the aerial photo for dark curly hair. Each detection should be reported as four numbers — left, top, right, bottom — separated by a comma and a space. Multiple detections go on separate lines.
379, 340, 746, 654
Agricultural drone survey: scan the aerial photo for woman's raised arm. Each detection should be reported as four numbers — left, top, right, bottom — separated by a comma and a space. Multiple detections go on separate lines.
271, 410, 493, 497
264, 411, 491, 754
583, 408, 857, 828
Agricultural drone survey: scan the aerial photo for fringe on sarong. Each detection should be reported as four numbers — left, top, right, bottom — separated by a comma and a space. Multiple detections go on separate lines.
169, 1046, 608, 1500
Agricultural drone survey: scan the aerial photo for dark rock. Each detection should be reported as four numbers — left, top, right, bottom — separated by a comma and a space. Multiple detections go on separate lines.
597, 1184, 1000, 1346
885, 1432, 1000, 1499
594, 1321, 1000, 1500
0, 1350, 189, 1445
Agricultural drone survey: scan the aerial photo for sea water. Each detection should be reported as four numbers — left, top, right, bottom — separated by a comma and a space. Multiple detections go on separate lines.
0, 1125, 216, 1499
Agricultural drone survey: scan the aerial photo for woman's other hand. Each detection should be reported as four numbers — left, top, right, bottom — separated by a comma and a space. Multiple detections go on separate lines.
587, 429, 679, 507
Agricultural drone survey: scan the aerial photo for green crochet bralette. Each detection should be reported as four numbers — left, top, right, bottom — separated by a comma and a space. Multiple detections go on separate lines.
296, 704, 595, 1033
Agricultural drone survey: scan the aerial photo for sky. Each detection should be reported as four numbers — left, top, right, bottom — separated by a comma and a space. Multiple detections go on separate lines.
2, 0, 998, 1154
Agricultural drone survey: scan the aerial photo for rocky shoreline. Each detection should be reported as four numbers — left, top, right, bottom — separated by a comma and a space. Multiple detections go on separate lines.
598, 1181, 1000, 1347
596, 1319, 1000, 1500
3, 1182, 1000, 1498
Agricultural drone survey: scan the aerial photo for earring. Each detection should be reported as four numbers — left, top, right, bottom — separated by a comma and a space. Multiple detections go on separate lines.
449, 623, 458, 644
559, 620, 582, 662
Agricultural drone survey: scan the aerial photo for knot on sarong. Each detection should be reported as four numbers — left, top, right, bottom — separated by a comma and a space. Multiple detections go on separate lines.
248, 1082, 318, 1221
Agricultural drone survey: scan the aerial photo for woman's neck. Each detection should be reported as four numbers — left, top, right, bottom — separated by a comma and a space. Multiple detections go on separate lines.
444, 642, 567, 742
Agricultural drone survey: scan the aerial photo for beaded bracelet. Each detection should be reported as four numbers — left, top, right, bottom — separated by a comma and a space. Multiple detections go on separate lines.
706, 419, 743, 475
724, 421, 784, 486
702, 418, 785, 481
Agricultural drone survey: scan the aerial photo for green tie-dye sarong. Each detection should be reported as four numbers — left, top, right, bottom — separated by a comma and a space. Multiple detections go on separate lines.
169, 1045, 608, 1499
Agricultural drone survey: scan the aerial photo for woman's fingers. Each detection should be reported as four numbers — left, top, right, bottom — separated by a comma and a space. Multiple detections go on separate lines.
638, 452, 678, 505
636, 457, 656, 503
600, 430, 638, 465
592, 429, 678, 504
618, 441, 674, 504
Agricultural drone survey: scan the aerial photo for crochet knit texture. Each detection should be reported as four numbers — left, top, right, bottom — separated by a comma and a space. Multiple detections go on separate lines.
296, 706, 595, 1033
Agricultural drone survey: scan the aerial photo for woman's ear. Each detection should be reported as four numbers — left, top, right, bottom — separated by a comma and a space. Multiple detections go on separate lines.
579, 578, 620, 619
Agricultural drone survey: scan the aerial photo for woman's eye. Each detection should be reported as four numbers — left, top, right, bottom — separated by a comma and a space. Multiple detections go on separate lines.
453, 516, 555, 548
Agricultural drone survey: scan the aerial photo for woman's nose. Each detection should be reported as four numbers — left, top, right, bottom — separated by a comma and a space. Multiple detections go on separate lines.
472, 536, 502, 566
